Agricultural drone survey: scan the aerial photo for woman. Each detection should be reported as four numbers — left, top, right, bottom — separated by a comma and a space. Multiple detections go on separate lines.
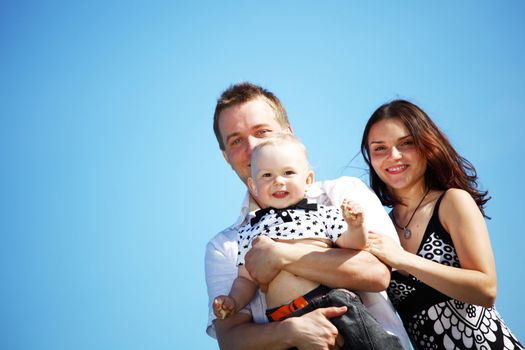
361, 99, 523, 349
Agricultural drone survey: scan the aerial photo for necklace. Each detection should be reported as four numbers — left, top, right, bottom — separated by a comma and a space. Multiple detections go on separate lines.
393, 188, 431, 239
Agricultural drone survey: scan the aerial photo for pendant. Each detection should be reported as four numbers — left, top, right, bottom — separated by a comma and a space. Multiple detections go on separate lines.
403, 227, 412, 239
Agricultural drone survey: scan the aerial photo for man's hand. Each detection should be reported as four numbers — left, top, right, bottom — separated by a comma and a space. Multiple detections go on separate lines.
214, 306, 346, 350
286, 306, 347, 350
244, 236, 283, 292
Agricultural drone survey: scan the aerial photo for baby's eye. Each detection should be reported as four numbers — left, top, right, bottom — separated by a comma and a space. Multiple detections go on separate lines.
284, 170, 296, 176
262, 173, 272, 178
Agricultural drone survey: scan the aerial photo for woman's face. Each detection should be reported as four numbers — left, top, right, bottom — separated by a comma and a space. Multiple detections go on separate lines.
367, 118, 427, 194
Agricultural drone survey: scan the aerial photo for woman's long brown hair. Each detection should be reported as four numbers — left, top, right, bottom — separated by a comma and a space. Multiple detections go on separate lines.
360, 99, 490, 216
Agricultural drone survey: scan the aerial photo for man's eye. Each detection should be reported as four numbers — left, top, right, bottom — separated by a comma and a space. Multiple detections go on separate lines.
255, 129, 271, 137
230, 138, 242, 146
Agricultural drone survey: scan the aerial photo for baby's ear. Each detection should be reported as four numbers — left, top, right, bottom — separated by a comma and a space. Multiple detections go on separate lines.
247, 177, 258, 196
305, 170, 314, 187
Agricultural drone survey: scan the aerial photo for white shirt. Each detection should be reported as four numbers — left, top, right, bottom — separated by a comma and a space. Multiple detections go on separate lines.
204, 176, 412, 349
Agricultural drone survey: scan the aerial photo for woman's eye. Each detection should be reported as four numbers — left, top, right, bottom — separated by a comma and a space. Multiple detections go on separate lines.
373, 146, 386, 152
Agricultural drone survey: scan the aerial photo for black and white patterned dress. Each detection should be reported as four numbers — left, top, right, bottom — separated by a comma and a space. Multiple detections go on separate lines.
388, 193, 523, 350
236, 198, 347, 266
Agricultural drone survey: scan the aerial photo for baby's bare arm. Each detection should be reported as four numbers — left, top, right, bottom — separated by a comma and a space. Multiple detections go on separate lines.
213, 266, 258, 319
337, 199, 368, 249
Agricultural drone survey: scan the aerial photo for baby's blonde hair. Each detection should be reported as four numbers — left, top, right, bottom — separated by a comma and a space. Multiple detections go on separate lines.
250, 133, 310, 177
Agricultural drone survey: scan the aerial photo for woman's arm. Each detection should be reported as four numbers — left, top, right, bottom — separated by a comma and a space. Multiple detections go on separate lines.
367, 189, 497, 307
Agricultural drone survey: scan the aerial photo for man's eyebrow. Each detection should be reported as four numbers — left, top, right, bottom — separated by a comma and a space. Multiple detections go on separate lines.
369, 140, 384, 145
225, 131, 240, 144
251, 124, 274, 130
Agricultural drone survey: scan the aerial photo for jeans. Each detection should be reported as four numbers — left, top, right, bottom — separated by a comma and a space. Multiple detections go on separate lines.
283, 288, 403, 350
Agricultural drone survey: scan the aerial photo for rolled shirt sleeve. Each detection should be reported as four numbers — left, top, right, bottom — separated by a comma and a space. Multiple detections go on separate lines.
204, 230, 239, 338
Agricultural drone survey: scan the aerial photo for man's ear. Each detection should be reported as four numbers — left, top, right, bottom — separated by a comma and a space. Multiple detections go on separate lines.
247, 177, 257, 196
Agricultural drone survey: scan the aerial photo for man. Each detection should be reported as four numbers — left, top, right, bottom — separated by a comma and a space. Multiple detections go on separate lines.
205, 82, 410, 349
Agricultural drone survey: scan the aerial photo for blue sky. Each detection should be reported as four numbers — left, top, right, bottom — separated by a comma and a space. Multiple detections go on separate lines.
1, 1, 524, 349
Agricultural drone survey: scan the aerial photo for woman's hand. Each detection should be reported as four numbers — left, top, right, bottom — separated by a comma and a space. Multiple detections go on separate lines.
365, 231, 408, 270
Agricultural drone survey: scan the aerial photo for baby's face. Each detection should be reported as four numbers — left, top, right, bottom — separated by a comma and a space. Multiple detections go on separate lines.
248, 143, 313, 209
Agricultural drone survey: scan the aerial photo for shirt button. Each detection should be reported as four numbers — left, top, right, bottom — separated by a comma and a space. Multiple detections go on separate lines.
270, 209, 275, 214
282, 212, 287, 216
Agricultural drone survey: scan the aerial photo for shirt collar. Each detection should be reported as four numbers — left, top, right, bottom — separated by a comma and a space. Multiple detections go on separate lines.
231, 191, 260, 229
231, 183, 325, 229
305, 182, 323, 199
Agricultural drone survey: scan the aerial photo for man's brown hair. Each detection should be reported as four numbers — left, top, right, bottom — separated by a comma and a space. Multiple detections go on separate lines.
213, 82, 289, 150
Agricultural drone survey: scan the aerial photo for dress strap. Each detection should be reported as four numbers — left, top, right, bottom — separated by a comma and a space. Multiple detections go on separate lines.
429, 191, 447, 223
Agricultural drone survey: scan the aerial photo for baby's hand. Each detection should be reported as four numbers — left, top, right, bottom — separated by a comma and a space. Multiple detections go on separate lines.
341, 199, 365, 227
213, 295, 236, 319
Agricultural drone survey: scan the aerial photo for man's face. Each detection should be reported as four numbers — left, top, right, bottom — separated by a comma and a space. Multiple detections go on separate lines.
219, 98, 291, 184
